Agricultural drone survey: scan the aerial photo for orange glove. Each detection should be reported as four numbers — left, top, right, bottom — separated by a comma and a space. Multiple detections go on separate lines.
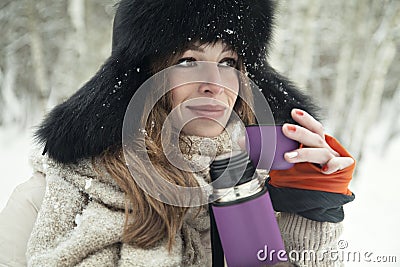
269, 135, 355, 196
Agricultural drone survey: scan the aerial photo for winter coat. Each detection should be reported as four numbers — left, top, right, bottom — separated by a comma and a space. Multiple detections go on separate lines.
0, 130, 351, 267
0, 171, 45, 267
0, 176, 344, 267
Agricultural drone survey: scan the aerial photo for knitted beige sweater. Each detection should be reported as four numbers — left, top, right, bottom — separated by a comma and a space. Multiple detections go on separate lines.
27, 129, 344, 267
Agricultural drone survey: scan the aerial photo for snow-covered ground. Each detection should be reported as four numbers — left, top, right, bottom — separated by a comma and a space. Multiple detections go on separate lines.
0, 126, 33, 209
341, 132, 400, 266
1, 125, 399, 266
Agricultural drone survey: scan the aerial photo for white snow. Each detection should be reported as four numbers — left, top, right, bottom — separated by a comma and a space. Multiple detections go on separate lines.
74, 213, 82, 226
0, 126, 33, 210
341, 132, 400, 266
84, 178, 92, 190
224, 29, 234, 35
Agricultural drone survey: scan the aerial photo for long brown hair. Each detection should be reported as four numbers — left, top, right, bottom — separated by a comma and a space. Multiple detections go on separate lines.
97, 42, 255, 250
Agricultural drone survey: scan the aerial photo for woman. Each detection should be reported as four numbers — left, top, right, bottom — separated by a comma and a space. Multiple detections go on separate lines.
0, 0, 355, 266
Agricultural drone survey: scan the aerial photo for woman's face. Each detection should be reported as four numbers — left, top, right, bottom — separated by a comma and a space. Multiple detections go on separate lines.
168, 42, 240, 137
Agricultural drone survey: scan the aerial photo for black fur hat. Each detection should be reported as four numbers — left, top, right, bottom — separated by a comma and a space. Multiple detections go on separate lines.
35, 0, 318, 163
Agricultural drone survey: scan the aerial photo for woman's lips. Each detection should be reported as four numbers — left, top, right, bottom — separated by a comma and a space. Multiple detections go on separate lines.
186, 105, 227, 119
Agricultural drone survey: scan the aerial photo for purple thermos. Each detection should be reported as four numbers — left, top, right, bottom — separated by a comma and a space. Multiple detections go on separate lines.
209, 151, 287, 267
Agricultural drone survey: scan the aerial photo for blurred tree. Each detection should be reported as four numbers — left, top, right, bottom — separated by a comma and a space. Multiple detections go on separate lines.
270, 0, 400, 163
0, 0, 115, 127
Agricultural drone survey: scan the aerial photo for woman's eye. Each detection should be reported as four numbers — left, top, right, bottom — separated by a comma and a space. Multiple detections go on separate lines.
176, 57, 197, 67
218, 58, 237, 68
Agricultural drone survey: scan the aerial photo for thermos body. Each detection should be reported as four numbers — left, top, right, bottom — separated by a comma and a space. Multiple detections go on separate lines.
209, 151, 287, 267
211, 187, 286, 266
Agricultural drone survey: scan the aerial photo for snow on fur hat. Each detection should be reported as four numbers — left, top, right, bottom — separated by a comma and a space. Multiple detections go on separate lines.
35, 0, 318, 164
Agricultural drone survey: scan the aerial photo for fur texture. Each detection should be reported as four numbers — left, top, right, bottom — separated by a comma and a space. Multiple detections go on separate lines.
35, 0, 318, 163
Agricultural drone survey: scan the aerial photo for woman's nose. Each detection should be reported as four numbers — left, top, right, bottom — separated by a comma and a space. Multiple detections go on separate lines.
198, 83, 224, 95
198, 64, 224, 95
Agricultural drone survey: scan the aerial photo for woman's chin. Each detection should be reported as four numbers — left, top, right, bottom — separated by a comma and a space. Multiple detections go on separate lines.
181, 119, 226, 137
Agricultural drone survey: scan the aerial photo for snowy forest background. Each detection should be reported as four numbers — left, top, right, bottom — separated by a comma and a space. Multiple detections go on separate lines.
1, 0, 399, 265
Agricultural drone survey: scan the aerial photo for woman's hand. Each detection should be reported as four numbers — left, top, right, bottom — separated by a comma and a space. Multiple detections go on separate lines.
267, 109, 356, 222
282, 109, 354, 175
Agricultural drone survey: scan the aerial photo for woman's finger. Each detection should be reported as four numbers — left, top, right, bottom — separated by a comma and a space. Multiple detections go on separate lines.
282, 123, 340, 157
291, 108, 325, 138
284, 147, 335, 165
321, 157, 355, 175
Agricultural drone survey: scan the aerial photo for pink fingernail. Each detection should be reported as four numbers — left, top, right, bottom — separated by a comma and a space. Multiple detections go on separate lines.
295, 110, 304, 116
287, 125, 296, 132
